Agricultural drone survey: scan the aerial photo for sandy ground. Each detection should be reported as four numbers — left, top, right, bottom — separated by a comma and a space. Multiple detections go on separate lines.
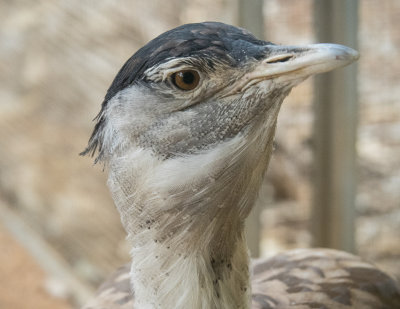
0, 224, 72, 309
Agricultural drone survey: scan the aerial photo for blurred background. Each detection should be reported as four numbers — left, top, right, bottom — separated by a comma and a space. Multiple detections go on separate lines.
0, 0, 399, 308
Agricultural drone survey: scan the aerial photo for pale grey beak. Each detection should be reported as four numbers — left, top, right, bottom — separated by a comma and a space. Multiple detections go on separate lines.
262, 43, 359, 77
232, 43, 359, 93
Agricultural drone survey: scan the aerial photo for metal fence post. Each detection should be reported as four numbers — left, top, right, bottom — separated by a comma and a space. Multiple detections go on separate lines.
312, 0, 359, 253
237, 0, 264, 257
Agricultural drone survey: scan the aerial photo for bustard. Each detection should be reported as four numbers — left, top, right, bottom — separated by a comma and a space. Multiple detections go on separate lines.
82, 22, 400, 309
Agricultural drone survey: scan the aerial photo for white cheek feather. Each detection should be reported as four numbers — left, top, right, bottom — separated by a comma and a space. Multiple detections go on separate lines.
106, 133, 246, 226
100, 89, 148, 158
149, 135, 244, 199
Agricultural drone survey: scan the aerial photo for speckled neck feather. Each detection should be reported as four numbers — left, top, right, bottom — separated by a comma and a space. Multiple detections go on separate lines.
105, 99, 283, 308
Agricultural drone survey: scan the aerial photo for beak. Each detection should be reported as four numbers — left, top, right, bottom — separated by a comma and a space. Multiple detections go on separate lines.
232, 43, 359, 93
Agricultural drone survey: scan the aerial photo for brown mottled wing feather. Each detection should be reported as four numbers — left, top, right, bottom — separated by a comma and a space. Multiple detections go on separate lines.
83, 249, 400, 309
83, 264, 134, 309
252, 248, 400, 309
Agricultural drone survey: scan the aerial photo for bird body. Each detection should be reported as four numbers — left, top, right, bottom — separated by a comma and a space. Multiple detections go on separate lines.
84, 248, 400, 309
82, 22, 400, 309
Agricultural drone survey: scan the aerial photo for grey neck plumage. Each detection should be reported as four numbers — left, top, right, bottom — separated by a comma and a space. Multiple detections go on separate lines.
104, 95, 283, 309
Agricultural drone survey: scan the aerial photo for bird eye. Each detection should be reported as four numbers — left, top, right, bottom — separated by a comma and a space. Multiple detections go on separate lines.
171, 70, 200, 91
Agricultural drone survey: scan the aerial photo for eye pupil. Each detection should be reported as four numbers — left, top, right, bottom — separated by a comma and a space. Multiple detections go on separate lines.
181, 71, 195, 84
172, 70, 200, 90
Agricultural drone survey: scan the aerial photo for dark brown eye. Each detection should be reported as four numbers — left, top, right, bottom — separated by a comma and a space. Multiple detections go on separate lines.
171, 70, 200, 91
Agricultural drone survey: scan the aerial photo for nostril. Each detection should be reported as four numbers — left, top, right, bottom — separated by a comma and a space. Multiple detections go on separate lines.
265, 54, 293, 64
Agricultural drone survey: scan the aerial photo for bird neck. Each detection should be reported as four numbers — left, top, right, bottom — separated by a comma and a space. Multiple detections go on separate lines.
128, 224, 251, 309
107, 145, 257, 308
106, 107, 280, 308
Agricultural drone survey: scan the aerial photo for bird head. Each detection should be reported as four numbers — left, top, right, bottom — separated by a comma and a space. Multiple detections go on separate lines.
82, 22, 358, 165
80, 22, 362, 309
82, 22, 359, 247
